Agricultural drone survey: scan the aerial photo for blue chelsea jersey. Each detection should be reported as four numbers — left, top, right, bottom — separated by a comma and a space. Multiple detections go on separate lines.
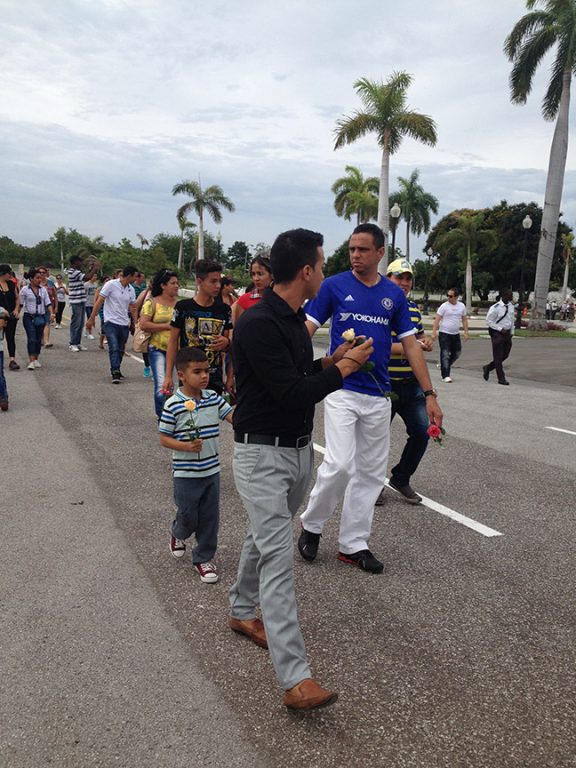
305, 271, 415, 396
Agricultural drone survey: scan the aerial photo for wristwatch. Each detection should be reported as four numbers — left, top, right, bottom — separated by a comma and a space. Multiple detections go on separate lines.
423, 389, 437, 398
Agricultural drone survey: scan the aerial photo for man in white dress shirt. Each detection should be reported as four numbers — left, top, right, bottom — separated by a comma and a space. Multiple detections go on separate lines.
482, 289, 515, 386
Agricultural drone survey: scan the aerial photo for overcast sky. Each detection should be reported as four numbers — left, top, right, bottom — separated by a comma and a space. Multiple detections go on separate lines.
1, 0, 574, 262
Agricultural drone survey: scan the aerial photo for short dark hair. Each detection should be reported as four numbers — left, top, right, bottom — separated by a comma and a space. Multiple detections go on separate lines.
195, 260, 222, 280
69, 255, 82, 266
175, 346, 208, 370
447, 287, 459, 296
122, 265, 138, 277
0, 263, 12, 276
270, 228, 323, 284
352, 223, 385, 249
151, 268, 178, 297
28, 267, 42, 280
501, 289, 513, 302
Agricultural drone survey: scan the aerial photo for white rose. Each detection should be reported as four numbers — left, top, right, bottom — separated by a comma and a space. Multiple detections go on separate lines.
342, 328, 356, 343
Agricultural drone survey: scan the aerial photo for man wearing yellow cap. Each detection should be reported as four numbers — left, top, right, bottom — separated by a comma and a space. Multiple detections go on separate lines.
375, 258, 434, 505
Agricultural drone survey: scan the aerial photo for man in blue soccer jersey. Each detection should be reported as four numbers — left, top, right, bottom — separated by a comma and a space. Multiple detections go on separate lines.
298, 224, 442, 574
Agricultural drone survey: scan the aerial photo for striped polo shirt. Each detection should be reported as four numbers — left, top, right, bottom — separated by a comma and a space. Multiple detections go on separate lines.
64, 268, 87, 304
389, 299, 423, 381
159, 388, 233, 478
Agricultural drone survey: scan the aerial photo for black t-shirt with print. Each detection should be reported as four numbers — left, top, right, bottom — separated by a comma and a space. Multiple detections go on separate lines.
171, 297, 232, 393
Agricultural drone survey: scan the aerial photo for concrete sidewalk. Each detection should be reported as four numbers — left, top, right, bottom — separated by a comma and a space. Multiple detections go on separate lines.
0, 367, 266, 768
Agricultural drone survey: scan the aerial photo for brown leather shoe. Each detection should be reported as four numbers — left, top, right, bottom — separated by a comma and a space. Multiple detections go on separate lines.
284, 678, 338, 711
229, 617, 268, 649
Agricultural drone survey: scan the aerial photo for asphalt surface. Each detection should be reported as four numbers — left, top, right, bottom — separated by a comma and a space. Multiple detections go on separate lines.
1, 323, 575, 767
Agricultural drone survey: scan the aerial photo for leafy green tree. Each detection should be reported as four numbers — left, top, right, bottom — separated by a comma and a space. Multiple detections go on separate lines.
172, 180, 235, 263
325, 240, 351, 277
334, 72, 437, 268
435, 213, 497, 312
331, 165, 379, 225
505, 0, 576, 320
389, 169, 438, 261
226, 241, 252, 271
176, 210, 196, 271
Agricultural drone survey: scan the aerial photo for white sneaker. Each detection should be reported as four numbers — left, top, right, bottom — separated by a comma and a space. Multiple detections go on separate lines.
34, 360, 42, 368
27, 362, 36, 370
87, 334, 95, 340
69, 345, 80, 352
443, 376, 453, 383
54, 324, 61, 329
78, 344, 88, 351
194, 562, 219, 583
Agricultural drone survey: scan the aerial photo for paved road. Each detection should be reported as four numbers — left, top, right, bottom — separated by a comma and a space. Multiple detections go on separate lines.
1, 326, 575, 767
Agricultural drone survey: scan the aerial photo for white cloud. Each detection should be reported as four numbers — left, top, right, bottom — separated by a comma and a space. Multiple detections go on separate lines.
0, 0, 574, 260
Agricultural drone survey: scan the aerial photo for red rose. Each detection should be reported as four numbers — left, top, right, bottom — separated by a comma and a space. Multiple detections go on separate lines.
427, 424, 442, 439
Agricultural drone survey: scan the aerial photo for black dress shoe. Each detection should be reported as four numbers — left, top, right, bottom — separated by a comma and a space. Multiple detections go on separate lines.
297, 528, 321, 561
498, 379, 510, 386
482, 365, 490, 381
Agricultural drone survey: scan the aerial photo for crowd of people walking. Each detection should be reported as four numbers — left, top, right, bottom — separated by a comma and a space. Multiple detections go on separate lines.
1, 226, 571, 712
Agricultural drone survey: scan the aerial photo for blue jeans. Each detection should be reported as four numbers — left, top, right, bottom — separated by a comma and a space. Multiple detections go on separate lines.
69, 302, 85, 346
439, 332, 461, 378
148, 345, 168, 419
103, 321, 129, 372
0, 351, 7, 400
390, 379, 430, 486
22, 313, 45, 357
172, 475, 220, 564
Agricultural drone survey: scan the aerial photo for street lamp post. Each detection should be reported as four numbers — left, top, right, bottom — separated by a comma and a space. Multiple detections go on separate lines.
216, 231, 222, 260
423, 247, 433, 315
515, 214, 533, 329
390, 203, 401, 258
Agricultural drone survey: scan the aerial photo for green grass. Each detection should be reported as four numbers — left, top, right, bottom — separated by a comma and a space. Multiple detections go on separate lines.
515, 329, 576, 338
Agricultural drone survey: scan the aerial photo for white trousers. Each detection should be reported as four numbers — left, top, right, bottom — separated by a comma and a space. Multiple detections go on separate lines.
300, 389, 391, 554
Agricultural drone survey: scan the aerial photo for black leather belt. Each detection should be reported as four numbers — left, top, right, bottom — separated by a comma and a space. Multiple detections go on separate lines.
234, 432, 311, 449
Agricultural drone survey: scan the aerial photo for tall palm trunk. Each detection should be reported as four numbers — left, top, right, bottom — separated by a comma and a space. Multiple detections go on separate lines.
177, 236, 184, 271
533, 68, 571, 320
465, 243, 473, 314
377, 142, 391, 272
562, 259, 570, 300
405, 218, 411, 261
197, 208, 205, 263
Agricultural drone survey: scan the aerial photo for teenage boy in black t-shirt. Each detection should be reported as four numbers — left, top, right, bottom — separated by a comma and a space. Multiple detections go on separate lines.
162, 260, 232, 395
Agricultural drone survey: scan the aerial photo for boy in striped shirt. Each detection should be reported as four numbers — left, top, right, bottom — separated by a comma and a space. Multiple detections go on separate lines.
159, 347, 233, 582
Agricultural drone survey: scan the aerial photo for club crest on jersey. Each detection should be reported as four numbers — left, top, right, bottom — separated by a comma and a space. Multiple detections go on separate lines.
382, 298, 394, 311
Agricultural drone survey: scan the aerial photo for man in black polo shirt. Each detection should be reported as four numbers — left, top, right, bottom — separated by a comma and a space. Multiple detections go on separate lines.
228, 228, 373, 711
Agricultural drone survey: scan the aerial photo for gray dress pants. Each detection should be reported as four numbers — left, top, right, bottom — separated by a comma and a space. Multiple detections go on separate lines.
229, 441, 313, 690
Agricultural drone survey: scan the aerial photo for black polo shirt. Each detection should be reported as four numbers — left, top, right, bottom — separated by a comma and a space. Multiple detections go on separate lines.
232, 288, 343, 437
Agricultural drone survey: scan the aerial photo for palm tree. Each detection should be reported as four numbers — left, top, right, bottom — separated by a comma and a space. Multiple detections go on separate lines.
176, 209, 196, 271
505, 0, 576, 321
331, 165, 379, 225
435, 213, 497, 313
172, 180, 235, 263
334, 72, 437, 269
390, 169, 439, 261
561, 232, 574, 299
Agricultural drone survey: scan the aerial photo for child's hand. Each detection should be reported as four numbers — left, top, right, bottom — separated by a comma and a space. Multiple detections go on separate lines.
188, 438, 203, 452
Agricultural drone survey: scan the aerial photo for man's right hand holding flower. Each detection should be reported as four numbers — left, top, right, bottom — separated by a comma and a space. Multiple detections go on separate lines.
336, 337, 374, 378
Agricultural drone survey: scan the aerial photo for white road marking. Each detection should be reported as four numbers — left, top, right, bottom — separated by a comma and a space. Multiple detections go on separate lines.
125, 353, 144, 364
546, 426, 576, 437
312, 443, 503, 538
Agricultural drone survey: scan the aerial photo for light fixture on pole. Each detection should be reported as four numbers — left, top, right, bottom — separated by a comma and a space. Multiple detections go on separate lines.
390, 203, 401, 257
515, 214, 533, 329
216, 230, 222, 259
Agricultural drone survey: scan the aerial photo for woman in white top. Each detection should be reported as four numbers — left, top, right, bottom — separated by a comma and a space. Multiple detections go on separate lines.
19, 268, 55, 369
